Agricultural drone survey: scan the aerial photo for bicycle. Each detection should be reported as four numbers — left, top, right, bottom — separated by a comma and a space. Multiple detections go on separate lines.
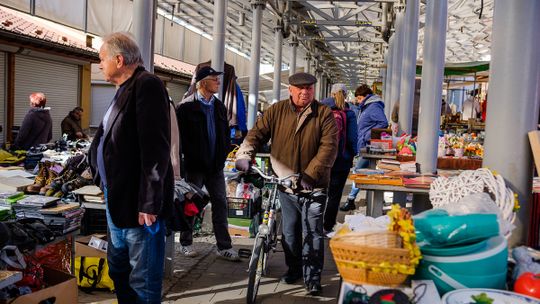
245, 166, 297, 304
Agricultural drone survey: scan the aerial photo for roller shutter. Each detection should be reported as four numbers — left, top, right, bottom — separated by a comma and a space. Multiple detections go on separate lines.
90, 84, 116, 127
0, 53, 5, 145
166, 81, 188, 103
14, 55, 79, 141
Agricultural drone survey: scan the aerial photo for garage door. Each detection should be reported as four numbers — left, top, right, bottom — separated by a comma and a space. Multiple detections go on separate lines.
14, 55, 79, 141
166, 81, 188, 103
90, 84, 116, 127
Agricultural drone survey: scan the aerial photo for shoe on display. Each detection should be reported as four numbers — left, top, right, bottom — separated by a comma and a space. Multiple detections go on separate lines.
180, 245, 199, 257
339, 198, 356, 212
216, 248, 240, 261
26, 161, 49, 193
305, 281, 322, 296
280, 271, 302, 284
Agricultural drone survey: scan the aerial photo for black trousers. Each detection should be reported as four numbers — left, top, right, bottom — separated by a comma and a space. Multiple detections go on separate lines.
323, 169, 350, 232
180, 170, 232, 250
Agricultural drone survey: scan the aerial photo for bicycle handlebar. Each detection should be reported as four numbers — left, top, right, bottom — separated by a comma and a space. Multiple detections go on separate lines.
249, 166, 298, 188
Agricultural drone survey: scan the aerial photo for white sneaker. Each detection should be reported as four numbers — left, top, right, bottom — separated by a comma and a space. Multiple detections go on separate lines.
216, 248, 240, 261
180, 245, 198, 257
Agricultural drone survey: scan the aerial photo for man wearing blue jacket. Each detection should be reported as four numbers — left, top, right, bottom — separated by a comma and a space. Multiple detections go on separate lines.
340, 84, 388, 211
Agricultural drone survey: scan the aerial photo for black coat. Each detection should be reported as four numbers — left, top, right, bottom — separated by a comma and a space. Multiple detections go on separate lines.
14, 108, 52, 150
176, 94, 230, 174
88, 66, 174, 228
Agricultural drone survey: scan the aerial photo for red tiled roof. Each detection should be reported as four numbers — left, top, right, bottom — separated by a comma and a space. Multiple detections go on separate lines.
0, 6, 95, 53
0, 5, 194, 77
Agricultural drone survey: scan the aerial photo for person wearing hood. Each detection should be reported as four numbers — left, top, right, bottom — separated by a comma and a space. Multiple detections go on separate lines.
320, 84, 358, 234
13, 92, 52, 150
340, 84, 388, 212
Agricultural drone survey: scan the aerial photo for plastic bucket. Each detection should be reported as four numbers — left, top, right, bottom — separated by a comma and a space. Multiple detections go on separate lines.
414, 236, 508, 294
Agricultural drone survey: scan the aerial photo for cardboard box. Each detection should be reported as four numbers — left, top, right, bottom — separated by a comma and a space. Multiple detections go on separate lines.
75, 234, 107, 258
7, 267, 77, 304
529, 130, 540, 174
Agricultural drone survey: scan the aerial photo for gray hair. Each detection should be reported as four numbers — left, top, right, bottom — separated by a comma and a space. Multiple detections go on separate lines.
101, 32, 143, 66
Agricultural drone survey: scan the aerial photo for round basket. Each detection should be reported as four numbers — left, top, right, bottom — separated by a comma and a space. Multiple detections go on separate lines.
330, 231, 411, 286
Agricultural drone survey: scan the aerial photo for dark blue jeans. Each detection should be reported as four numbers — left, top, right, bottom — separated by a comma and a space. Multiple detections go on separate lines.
279, 190, 326, 285
106, 207, 165, 304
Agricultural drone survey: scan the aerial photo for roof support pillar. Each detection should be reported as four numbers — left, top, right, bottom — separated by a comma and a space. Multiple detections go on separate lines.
398, 0, 419, 135
384, 37, 394, 119
247, 0, 266, 129
133, 0, 156, 72
289, 37, 298, 76
483, 0, 540, 246
416, 0, 447, 174
212, 0, 227, 100
389, 9, 404, 121
272, 20, 283, 104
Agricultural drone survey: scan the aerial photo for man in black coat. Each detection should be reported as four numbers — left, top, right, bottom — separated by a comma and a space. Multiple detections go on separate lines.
176, 66, 239, 261
88, 32, 173, 304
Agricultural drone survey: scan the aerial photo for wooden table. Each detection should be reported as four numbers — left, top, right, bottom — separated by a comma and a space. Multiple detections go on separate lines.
354, 182, 430, 217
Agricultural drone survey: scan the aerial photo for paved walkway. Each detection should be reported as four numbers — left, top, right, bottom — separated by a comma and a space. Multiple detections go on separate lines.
79, 184, 366, 304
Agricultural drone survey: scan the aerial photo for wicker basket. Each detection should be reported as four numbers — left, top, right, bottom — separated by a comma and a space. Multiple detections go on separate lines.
330, 231, 411, 286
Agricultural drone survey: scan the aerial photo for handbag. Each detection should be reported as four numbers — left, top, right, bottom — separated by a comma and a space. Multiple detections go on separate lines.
75, 256, 115, 292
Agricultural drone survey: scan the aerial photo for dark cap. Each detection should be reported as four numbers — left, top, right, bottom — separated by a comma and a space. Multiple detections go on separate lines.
195, 66, 223, 82
288, 72, 317, 86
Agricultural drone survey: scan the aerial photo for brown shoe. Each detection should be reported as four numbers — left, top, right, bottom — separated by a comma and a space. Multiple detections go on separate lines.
26, 161, 49, 193
39, 163, 59, 195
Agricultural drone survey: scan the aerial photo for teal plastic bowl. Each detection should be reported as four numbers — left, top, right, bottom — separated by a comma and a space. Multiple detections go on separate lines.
415, 266, 507, 295
419, 236, 507, 276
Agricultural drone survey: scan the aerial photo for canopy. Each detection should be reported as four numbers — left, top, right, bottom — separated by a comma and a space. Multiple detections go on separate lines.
416, 61, 490, 76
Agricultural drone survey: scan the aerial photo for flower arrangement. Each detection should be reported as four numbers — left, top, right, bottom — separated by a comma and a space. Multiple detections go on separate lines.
386, 204, 422, 275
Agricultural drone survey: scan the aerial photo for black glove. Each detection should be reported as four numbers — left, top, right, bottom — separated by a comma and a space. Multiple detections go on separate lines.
235, 159, 251, 172
300, 174, 315, 191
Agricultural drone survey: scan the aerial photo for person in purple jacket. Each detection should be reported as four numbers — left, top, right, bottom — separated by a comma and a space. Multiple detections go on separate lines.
340, 84, 388, 211
13, 92, 52, 150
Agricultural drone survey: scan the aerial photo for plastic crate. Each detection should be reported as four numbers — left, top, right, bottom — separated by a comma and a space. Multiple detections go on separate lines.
227, 197, 258, 219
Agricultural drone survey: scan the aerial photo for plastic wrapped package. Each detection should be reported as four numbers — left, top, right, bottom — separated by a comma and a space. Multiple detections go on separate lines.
439, 192, 514, 237
414, 209, 499, 247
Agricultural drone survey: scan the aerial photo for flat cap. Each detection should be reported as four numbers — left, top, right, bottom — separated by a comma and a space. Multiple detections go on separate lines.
288, 72, 317, 86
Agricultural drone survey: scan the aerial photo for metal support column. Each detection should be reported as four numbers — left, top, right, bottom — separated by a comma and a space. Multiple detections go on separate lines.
398, 0, 419, 135
389, 10, 404, 121
289, 37, 298, 76
483, 0, 540, 246
247, 0, 266, 129
382, 50, 388, 102
272, 20, 283, 104
416, 0, 447, 174
212, 0, 227, 100
133, 0, 156, 72
384, 38, 394, 119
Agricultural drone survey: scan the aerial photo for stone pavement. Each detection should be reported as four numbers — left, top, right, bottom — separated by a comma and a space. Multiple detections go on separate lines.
78, 184, 367, 304
162, 237, 342, 304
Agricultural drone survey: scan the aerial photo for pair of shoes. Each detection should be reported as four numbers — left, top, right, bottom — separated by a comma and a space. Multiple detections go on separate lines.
280, 271, 302, 284
180, 245, 199, 257
339, 198, 356, 211
305, 281, 322, 296
216, 248, 240, 261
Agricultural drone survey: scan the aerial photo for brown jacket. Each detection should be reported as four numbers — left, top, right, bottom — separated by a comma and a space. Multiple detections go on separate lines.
237, 99, 338, 190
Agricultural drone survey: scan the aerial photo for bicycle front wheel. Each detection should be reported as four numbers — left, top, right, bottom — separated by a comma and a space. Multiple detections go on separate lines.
246, 237, 266, 304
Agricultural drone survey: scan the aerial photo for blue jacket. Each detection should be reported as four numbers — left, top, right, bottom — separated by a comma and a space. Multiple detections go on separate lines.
321, 98, 358, 171
357, 94, 388, 151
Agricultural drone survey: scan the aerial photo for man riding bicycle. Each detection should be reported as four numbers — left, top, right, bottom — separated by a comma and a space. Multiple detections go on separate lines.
235, 72, 338, 296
